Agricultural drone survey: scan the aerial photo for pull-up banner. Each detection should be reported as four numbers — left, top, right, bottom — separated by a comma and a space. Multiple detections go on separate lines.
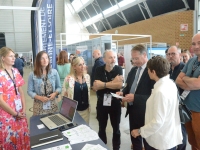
31, 0, 56, 69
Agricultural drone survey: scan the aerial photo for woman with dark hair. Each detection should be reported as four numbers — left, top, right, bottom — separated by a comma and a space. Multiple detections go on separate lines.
0, 47, 30, 149
69, 53, 75, 63
62, 56, 90, 124
57, 50, 71, 108
131, 56, 182, 150
27, 51, 61, 116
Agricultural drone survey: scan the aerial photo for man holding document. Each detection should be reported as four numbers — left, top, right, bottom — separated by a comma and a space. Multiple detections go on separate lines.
116, 44, 154, 150
93, 50, 123, 150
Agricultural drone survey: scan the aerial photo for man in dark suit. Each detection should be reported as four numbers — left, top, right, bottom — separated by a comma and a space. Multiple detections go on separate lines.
116, 44, 154, 150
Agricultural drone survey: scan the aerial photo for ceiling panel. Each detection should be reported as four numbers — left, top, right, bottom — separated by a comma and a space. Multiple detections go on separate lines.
106, 14, 126, 28
78, 11, 86, 21
146, 0, 185, 16
91, 2, 101, 14
86, 25, 97, 33
95, 21, 106, 32
85, 4, 97, 18
101, 19, 111, 30
96, 0, 112, 11
122, 5, 144, 24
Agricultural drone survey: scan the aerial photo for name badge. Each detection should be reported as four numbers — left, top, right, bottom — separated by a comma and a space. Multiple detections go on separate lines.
103, 94, 112, 106
14, 99, 22, 112
180, 90, 190, 100
43, 101, 51, 110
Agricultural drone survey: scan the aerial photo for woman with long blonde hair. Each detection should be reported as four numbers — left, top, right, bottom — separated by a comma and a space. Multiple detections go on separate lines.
62, 56, 90, 124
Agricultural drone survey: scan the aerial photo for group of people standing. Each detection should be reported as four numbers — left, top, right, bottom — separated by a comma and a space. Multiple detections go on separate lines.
0, 33, 200, 150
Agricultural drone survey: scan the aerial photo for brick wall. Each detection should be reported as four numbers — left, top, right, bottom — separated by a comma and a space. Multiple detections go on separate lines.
90, 10, 194, 50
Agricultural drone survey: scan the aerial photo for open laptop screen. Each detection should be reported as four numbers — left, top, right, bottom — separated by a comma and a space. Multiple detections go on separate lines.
60, 97, 78, 121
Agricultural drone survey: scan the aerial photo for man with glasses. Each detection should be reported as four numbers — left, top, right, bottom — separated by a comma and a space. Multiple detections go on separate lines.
167, 46, 187, 150
116, 44, 154, 150
176, 33, 200, 150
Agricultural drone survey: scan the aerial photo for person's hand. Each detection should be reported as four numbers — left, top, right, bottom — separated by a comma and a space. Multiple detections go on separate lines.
22, 108, 26, 116
93, 80, 103, 91
115, 91, 123, 99
15, 111, 26, 119
131, 129, 140, 138
122, 94, 134, 103
48, 92, 57, 100
112, 75, 123, 83
116, 91, 123, 96
40, 96, 50, 103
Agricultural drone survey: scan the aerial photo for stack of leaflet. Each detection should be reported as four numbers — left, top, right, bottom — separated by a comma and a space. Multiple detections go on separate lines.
81, 144, 107, 150
30, 130, 63, 148
62, 125, 99, 144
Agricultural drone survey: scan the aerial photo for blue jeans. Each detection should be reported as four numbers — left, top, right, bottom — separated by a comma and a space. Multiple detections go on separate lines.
177, 124, 187, 150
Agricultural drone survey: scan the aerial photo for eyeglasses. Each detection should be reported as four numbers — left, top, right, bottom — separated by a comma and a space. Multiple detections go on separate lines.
166, 53, 176, 57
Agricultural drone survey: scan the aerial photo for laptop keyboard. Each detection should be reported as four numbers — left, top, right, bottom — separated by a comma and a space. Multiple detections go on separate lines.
48, 115, 67, 126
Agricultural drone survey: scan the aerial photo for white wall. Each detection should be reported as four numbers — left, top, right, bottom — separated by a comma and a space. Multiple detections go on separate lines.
60, 0, 89, 47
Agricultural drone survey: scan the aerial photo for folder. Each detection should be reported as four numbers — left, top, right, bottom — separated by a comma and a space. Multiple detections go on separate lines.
30, 130, 63, 148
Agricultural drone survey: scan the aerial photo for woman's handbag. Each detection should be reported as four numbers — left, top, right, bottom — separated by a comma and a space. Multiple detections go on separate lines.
177, 92, 192, 124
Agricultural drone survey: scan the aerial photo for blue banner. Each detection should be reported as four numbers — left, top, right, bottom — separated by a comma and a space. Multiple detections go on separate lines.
31, 0, 56, 68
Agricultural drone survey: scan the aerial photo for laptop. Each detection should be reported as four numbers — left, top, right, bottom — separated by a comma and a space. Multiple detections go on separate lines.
40, 96, 78, 130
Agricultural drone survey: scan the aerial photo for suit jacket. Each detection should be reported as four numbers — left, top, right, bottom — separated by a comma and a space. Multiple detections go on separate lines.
123, 66, 155, 129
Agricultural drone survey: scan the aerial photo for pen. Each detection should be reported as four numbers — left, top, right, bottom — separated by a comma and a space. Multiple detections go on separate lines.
39, 134, 58, 141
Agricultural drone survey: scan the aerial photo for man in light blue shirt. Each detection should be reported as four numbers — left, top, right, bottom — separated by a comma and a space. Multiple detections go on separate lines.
176, 33, 200, 149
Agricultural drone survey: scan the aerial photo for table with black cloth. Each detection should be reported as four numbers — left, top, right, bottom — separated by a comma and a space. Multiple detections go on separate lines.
30, 112, 109, 150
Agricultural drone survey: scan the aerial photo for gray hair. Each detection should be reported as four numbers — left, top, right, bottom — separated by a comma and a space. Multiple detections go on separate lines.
103, 49, 115, 58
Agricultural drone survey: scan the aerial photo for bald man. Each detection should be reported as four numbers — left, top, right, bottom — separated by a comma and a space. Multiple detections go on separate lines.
176, 33, 200, 149
91, 50, 105, 88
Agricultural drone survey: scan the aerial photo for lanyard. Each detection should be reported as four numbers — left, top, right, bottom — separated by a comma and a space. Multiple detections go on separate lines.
191, 58, 200, 76
5, 69, 17, 95
42, 75, 48, 96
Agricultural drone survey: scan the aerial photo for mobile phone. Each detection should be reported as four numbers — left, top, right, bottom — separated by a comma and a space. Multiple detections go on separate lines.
59, 123, 78, 131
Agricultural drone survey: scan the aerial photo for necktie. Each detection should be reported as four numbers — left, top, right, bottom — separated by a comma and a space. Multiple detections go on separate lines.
129, 67, 142, 105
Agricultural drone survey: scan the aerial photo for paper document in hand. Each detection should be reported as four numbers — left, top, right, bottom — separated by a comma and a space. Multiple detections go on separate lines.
62, 125, 99, 145
110, 92, 124, 99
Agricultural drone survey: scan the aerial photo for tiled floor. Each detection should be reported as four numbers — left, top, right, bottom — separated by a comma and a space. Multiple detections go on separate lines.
23, 68, 191, 150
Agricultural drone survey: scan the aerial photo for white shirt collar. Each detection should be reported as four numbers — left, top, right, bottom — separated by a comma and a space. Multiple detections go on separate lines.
140, 62, 147, 70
